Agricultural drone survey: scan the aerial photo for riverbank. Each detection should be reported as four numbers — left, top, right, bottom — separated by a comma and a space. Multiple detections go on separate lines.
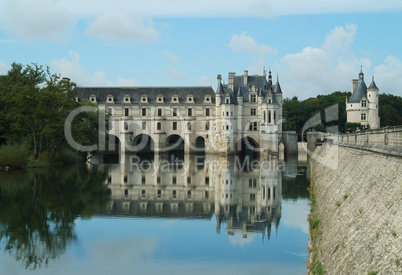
308, 144, 401, 274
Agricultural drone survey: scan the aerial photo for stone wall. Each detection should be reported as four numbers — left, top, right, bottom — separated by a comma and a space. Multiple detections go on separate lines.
308, 144, 401, 274
336, 126, 402, 157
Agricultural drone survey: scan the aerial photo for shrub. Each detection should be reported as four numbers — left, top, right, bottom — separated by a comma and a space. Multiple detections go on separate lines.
0, 143, 30, 168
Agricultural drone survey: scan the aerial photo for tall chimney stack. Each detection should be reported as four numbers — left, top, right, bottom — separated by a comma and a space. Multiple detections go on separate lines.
243, 70, 248, 86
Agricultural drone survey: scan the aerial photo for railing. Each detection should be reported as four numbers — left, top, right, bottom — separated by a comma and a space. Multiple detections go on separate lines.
334, 126, 402, 157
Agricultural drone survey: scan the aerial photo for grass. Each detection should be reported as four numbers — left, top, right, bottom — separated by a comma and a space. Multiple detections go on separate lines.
368, 270, 378, 275
336, 200, 341, 206
343, 194, 349, 200
396, 259, 401, 267
391, 230, 397, 238
359, 207, 363, 214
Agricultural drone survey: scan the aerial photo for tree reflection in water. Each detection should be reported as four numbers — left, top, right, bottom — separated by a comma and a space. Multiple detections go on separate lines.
0, 165, 111, 269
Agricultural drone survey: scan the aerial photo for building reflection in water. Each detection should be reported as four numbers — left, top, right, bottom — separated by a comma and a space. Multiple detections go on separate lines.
96, 153, 283, 241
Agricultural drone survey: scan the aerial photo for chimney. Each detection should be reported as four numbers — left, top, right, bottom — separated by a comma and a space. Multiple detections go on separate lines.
217, 74, 222, 86
243, 70, 248, 86
352, 79, 358, 93
228, 72, 235, 91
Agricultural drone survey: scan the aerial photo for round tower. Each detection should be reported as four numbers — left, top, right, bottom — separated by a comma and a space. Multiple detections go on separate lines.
367, 76, 380, 129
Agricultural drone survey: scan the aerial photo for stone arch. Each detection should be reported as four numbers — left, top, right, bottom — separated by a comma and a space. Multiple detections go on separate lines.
195, 136, 206, 153
235, 136, 260, 163
166, 134, 185, 152
107, 134, 120, 152
130, 134, 155, 153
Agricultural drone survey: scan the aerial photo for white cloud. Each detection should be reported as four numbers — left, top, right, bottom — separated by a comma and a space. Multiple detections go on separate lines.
0, 59, 10, 74
196, 75, 213, 86
51, 51, 113, 86
117, 77, 137, 86
163, 51, 180, 64
277, 24, 397, 99
0, 0, 75, 40
167, 65, 184, 80
229, 32, 277, 57
85, 12, 159, 42
373, 55, 402, 95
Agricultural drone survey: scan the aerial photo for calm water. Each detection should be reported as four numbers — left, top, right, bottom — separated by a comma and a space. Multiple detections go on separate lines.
0, 154, 310, 275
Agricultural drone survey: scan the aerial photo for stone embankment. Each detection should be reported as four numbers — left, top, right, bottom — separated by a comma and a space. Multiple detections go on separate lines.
308, 144, 401, 274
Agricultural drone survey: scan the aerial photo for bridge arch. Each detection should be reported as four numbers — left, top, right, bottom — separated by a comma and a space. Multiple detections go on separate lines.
195, 136, 206, 153
129, 134, 155, 153
235, 136, 260, 161
166, 134, 185, 152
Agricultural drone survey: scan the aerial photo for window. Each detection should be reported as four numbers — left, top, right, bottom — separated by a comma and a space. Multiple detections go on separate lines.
274, 111, 276, 123
361, 113, 367, 120
250, 193, 256, 201
157, 176, 161, 184
250, 94, 256, 102
173, 108, 177, 116
142, 108, 146, 116
158, 108, 162, 116
157, 122, 161, 130
157, 190, 161, 198
108, 175, 112, 183
108, 108, 112, 115
250, 108, 256, 116
248, 179, 257, 187
268, 111, 271, 123
124, 122, 128, 130
125, 97, 130, 102
141, 189, 145, 196
226, 125, 229, 130
188, 108, 192, 116
206, 108, 210, 116
361, 100, 367, 107
205, 122, 210, 130
124, 189, 128, 196
205, 191, 209, 199
187, 190, 191, 199
125, 108, 129, 116
172, 190, 177, 199
187, 176, 191, 184
187, 122, 192, 131
172, 176, 177, 184
226, 99, 229, 104
205, 177, 209, 185
108, 97, 113, 102
253, 122, 257, 131
142, 122, 146, 130
249, 122, 257, 131
142, 175, 146, 184
173, 122, 177, 130
226, 112, 229, 116
124, 175, 127, 183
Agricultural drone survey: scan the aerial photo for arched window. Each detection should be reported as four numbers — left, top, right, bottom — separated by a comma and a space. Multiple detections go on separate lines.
268, 111, 271, 123
187, 122, 192, 131
157, 122, 161, 130
263, 111, 266, 122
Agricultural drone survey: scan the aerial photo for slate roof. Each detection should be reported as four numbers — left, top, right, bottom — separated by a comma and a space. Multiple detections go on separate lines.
76, 86, 216, 104
349, 71, 367, 103
217, 73, 281, 105
368, 76, 379, 90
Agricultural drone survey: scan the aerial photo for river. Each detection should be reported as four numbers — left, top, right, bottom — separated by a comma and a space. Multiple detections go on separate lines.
0, 154, 310, 275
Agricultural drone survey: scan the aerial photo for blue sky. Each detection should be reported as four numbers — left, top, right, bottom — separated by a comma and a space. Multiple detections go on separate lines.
0, 0, 401, 99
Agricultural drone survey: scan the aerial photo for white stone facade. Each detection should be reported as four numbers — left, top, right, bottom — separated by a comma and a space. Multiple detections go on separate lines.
77, 70, 283, 157
346, 69, 380, 129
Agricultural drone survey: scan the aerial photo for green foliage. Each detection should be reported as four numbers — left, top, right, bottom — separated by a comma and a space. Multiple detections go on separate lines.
379, 93, 402, 127
283, 92, 402, 136
0, 143, 30, 168
0, 62, 103, 163
283, 92, 350, 137
345, 122, 363, 133
368, 270, 378, 275
314, 262, 324, 275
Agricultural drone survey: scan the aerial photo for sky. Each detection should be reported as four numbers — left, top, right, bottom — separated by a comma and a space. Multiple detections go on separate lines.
0, 0, 401, 99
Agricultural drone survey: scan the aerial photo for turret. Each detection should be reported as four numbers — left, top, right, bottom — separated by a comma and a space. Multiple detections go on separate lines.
216, 74, 223, 106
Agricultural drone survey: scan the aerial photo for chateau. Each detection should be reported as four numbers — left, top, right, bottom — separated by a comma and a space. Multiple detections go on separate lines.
77, 69, 285, 158
346, 69, 380, 129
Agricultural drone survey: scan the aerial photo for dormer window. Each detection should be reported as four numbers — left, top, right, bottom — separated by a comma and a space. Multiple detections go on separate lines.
123, 95, 130, 103
186, 95, 194, 103
204, 95, 211, 103
89, 95, 96, 103
141, 95, 148, 103
171, 95, 179, 103
157, 94, 164, 103
361, 100, 367, 107
107, 95, 114, 103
